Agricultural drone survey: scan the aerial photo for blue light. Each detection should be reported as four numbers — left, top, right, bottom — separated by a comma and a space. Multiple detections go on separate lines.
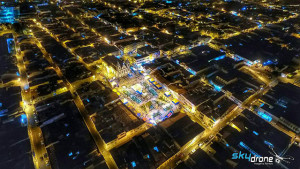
0, 110, 5, 117
258, 23, 262, 28
164, 93, 171, 97
131, 161, 136, 167
214, 85, 221, 91
172, 100, 179, 105
211, 55, 225, 61
86, 99, 90, 103
24, 84, 29, 90
66, 133, 70, 137
147, 154, 150, 158
69, 152, 73, 156
21, 114, 27, 124
239, 141, 260, 157
187, 68, 196, 75
132, 12, 138, 16
263, 60, 273, 66
253, 131, 259, 136
246, 61, 253, 66
209, 80, 222, 92
242, 7, 246, 11
6, 38, 14, 53
153, 146, 159, 152
95, 13, 102, 18
0, 7, 17, 24
226, 144, 229, 147
277, 99, 288, 108
16, 72, 20, 76
239, 142, 244, 147
258, 111, 272, 122
264, 140, 274, 149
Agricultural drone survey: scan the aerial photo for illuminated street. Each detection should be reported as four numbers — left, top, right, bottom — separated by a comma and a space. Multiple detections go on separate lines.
14, 31, 51, 169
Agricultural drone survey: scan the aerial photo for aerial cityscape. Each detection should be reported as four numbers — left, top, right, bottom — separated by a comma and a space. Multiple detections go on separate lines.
0, 0, 299, 169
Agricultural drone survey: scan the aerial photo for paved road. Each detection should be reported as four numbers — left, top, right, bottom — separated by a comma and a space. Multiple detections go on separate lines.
32, 21, 119, 169
158, 106, 243, 169
106, 123, 151, 150
158, 83, 272, 168
14, 33, 51, 169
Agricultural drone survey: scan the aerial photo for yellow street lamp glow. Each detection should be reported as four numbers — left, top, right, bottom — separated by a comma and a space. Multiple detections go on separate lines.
230, 123, 241, 132
111, 81, 117, 87
122, 98, 128, 103
104, 37, 110, 44
213, 119, 220, 127
162, 29, 170, 34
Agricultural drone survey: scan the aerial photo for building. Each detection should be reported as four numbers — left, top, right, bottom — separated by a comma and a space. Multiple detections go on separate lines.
102, 56, 131, 78
116, 39, 145, 55
0, 5, 19, 23
134, 45, 160, 66
258, 83, 300, 134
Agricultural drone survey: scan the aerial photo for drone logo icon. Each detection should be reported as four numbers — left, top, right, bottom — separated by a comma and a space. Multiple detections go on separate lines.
269, 147, 294, 164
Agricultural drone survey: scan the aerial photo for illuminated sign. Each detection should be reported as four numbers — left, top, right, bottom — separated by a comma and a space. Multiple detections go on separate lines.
257, 111, 272, 122
0, 6, 18, 23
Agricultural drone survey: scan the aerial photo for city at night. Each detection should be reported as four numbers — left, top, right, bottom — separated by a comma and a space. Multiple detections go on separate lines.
0, 0, 299, 169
